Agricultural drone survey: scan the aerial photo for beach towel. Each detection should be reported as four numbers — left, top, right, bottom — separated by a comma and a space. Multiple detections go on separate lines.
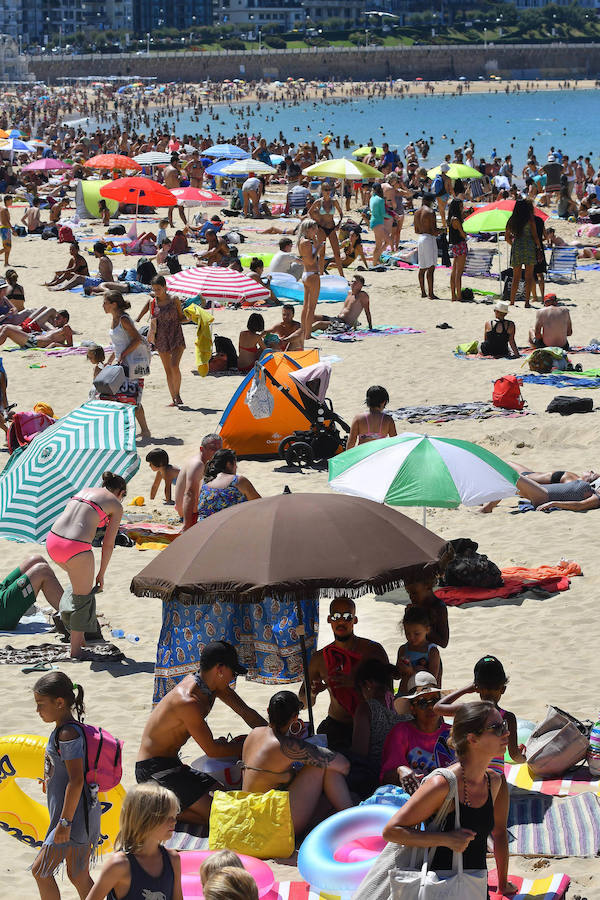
0, 641, 124, 664
184, 303, 214, 376
388, 401, 532, 424
165, 824, 209, 852
520, 373, 600, 388
435, 574, 570, 607
505, 762, 599, 796
507, 791, 600, 856
44, 345, 112, 358
120, 521, 182, 550
317, 325, 424, 342
488, 871, 570, 900
502, 561, 582, 579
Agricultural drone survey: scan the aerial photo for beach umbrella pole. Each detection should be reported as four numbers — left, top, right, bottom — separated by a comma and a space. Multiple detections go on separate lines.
422, 507, 427, 527
295, 599, 315, 737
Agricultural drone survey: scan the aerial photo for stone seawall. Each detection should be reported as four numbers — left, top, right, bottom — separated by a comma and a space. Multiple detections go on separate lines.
28, 43, 600, 85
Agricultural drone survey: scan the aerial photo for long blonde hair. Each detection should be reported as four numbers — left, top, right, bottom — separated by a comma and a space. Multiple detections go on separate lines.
115, 783, 179, 854
297, 218, 317, 252
204, 867, 259, 900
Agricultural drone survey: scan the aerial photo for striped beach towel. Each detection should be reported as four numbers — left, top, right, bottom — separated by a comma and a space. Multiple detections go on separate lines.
505, 762, 600, 796
507, 791, 600, 856
488, 870, 570, 900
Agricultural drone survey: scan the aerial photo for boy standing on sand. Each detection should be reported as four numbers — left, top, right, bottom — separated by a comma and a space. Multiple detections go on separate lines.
0, 196, 13, 266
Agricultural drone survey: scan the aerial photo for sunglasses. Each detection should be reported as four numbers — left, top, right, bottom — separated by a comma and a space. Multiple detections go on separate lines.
413, 695, 440, 709
330, 612, 354, 623
484, 721, 510, 736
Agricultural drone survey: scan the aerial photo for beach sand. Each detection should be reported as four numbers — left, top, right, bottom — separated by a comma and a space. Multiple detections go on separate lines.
1, 199, 599, 897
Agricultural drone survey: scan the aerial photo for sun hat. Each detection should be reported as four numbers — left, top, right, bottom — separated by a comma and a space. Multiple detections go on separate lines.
494, 300, 509, 314
440, 163, 450, 173
402, 672, 441, 701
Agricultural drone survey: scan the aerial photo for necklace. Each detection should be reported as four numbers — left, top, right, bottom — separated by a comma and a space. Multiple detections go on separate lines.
460, 763, 488, 807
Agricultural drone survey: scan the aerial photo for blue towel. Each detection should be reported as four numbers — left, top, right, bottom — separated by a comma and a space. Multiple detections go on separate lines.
520, 373, 600, 388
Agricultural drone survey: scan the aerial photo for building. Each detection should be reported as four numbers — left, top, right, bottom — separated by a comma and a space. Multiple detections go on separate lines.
212, 0, 305, 29
0, 33, 31, 78
301, 0, 367, 24
134, 0, 212, 32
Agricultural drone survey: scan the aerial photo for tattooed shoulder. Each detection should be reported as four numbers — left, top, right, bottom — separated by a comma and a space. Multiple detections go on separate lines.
279, 736, 336, 768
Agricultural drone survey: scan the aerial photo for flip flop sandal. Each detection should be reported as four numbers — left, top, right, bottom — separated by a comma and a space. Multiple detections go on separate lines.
21, 661, 58, 674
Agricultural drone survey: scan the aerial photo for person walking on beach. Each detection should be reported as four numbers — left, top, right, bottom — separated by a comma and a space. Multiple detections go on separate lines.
46, 472, 126, 658
136, 641, 266, 825
297, 220, 322, 340
505, 199, 542, 308
147, 274, 186, 407
84, 783, 183, 900
32, 673, 101, 900
448, 198, 468, 302
369, 183, 387, 268
103, 292, 151, 440
414, 194, 440, 300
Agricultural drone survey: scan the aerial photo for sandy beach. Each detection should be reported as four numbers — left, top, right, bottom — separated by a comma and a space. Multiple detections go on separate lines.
1, 195, 599, 897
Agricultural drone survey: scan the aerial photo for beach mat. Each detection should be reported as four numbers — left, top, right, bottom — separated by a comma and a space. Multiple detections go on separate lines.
389, 401, 532, 424
507, 791, 600, 856
488, 870, 570, 900
505, 762, 600, 796
166, 824, 208, 851
435, 574, 570, 607
0, 641, 124, 664
520, 372, 600, 388
316, 325, 424, 342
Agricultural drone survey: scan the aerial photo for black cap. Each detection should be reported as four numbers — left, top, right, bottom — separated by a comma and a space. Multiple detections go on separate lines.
474, 655, 506, 687
200, 640, 248, 676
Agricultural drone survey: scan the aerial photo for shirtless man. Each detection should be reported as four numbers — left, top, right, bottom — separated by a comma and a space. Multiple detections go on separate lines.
414, 194, 440, 300
164, 154, 186, 226
242, 691, 351, 833
0, 196, 14, 266
186, 150, 205, 189
300, 596, 389, 752
529, 294, 572, 350
0, 309, 73, 349
21, 198, 43, 234
311, 275, 372, 333
136, 641, 266, 824
174, 432, 223, 529
270, 304, 304, 351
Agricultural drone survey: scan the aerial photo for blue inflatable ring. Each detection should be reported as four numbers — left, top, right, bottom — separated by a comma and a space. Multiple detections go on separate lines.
297, 803, 398, 894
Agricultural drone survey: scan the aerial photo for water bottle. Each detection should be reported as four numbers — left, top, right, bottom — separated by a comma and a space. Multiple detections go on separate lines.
125, 633, 140, 643
111, 629, 125, 639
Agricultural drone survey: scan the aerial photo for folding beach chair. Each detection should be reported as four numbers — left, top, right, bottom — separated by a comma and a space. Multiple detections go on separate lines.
463, 247, 497, 279
469, 175, 492, 202
547, 247, 578, 282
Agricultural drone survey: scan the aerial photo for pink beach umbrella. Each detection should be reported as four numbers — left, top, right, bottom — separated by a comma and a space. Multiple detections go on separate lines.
21, 158, 73, 172
166, 266, 270, 303
170, 187, 225, 207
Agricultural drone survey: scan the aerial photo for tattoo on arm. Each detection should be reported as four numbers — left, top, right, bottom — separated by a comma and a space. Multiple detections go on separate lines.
279, 736, 336, 768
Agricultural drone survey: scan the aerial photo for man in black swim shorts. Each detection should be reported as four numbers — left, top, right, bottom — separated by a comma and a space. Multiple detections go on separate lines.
136, 641, 266, 824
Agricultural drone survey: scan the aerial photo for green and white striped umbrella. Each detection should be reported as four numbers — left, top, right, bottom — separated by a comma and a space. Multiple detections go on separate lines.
0, 400, 139, 543
328, 433, 519, 509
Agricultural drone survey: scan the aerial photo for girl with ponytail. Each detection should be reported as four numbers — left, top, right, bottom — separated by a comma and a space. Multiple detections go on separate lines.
32, 672, 101, 899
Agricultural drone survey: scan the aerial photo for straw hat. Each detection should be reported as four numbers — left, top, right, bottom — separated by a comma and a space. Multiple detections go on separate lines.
494, 300, 509, 315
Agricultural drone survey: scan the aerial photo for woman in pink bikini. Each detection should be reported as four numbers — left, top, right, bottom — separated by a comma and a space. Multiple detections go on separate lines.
46, 471, 126, 658
346, 385, 397, 450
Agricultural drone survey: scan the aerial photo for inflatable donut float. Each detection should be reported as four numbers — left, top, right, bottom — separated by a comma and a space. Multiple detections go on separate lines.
180, 850, 274, 900
0, 734, 124, 852
298, 803, 400, 894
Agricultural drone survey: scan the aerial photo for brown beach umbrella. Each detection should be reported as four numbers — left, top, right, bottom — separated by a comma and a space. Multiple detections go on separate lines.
131, 493, 450, 731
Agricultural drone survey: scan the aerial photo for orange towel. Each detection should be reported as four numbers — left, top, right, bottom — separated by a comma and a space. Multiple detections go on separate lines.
501, 561, 582, 579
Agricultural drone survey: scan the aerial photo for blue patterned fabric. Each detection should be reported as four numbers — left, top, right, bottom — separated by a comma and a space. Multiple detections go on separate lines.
153, 592, 319, 704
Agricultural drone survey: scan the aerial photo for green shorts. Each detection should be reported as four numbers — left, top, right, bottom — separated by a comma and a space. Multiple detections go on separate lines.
0, 567, 35, 630
60, 588, 97, 634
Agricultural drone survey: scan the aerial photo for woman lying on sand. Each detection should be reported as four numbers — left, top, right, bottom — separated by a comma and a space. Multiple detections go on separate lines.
482, 464, 600, 513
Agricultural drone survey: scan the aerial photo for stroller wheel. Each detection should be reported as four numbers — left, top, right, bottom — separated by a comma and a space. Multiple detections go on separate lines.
278, 436, 295, 460
284, 440, 314, 468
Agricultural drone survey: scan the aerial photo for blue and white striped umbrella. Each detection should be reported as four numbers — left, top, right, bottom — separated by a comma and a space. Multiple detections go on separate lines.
0, 401, 140, 543
203, 143, 250, 160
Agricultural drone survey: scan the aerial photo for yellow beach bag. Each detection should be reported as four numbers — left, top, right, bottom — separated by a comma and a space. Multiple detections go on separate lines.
208, 789, 295, 859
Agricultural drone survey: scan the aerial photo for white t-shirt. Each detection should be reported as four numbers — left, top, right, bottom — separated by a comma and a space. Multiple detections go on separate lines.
242, 177, 260, 193
268, 251, 298, 275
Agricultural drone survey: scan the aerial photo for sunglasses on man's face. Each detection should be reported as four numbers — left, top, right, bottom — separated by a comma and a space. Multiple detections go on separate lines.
413, 695, 441, 709
330, 612, 354, 623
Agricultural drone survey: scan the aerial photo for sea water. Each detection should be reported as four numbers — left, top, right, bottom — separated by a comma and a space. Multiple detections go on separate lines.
78, 88, 599, 165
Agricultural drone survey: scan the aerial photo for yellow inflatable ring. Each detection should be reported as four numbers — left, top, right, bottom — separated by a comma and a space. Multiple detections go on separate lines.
0, 734, 124, 852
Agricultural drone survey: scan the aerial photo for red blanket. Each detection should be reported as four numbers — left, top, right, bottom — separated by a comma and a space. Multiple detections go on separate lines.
435, 575, 570, 607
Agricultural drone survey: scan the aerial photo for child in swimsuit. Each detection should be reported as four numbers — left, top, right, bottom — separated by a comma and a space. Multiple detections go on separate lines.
146, 448, 180, 505
433, 655, 527, 774
395, 605, 441, 695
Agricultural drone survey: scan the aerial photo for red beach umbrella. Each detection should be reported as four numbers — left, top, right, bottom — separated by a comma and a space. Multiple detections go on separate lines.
84, 154, 142, 172
99, 177, 177, 208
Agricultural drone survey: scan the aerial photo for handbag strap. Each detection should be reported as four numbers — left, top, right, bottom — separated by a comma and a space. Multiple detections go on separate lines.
422, 766, 464, 878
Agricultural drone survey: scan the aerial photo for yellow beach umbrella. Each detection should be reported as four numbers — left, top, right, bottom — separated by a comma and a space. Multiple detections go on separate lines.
303, 158, 381, 180
352, 146, 384, 159
427, 163, 482, 180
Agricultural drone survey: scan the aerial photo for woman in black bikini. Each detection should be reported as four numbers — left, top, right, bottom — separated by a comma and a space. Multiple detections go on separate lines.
480, 301, 520, 359
372, 702, 516, 899
308, 183, 344, 277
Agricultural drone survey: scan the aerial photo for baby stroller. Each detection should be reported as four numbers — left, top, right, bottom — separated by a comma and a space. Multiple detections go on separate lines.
262, 361, 349, 467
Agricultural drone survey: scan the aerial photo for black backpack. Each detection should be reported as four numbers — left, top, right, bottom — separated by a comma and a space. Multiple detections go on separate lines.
136, 260, 157, 284
440, 538, 503, 589
546, 395, 594, 415
214, 335, 238, 369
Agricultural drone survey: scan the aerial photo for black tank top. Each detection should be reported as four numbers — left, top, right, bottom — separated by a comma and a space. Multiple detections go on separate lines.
431, 775, 494, 872
448, 219, 463, 246
483, 319, 510, 356
108, 845, 174, 900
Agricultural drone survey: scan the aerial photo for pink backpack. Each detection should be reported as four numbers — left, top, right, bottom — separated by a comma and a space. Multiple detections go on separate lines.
56, 723, 123, 792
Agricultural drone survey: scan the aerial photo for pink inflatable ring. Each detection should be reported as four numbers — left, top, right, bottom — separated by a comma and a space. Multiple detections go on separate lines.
180, 850, 274, 899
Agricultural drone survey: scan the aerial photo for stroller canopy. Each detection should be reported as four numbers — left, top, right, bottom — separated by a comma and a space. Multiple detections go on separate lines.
289, 362, 332, 404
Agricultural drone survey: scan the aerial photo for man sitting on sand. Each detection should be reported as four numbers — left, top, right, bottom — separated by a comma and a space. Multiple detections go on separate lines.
174, 432, 223, 530
242, 691, 352, 834
136, 640, 266, 824
311, 275, 372, 333
300, 596, 389, 752
269, 304, 304, 351
0, 309, 73, 349
529, 294, 572, 350
268, 237, 303, 280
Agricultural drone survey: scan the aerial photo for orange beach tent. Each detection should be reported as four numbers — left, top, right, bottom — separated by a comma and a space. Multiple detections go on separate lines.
219, 350, 319, 458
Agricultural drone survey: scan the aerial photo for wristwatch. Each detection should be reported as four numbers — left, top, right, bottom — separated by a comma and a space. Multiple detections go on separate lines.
58, 817, 72, 828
